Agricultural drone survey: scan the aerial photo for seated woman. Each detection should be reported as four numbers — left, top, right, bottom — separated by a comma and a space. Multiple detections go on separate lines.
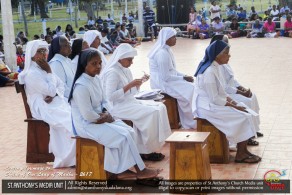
284, 15, 292, 38
0, 59, 18, 79
116, 24, 140, 47
196, 18, 210, 39
0, 74, 14, 87
16, 45, 25, 72
227, 18, 245, 38
210, 35, 262, 145
48, 36, 75, 99
187, 7, 198, 38
263, 17, 280, 38
100, 29, 115, 53
211, 17, 224, 35
102, 44, 171, 161
194, 40, 261, 163
120, 24, 134, 40
83, 30, 108, 68
69, 48, 161, 179
148, 27, 197, 129
247, 19, 264, 38
69, 38, 89, 71
148, 27, 196, 129
18, 40, 75, 168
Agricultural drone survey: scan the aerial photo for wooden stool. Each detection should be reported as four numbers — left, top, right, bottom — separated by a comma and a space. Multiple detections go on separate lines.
166, 132, 211, 180
75, 137, 107, 180
161, 93, 181, 129
15, 81, 54, 163
196, 118, 229, 164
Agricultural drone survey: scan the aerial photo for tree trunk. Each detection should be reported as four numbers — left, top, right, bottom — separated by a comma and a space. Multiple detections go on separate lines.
21, 0, 29, 36
117, 0, 121, 7
96, 1, 99, 18
83, 2, 95, 19
278, 0, 286, 8
36, 0, 49, 18
230, 0, 237, 6
35, 0, 39, 15
30, 0, 35, 15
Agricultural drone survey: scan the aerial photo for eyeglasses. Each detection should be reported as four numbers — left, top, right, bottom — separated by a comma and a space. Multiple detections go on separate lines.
37, 49, 48, 54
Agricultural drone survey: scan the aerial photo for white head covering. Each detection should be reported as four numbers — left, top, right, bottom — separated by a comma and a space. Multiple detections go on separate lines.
18, 40, 48, 84
148, 27, 177, 60
100, 43, 137, 78
83, 30, 102, 47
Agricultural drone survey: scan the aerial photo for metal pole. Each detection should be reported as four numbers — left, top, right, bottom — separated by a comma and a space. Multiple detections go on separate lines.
111, 0, 114, 19
69, 0, 73, 22
137, 0, 144, 37
0, 0, 17, 71
75, 0, 79, 28
125, 0, 128, 15
42, 19, 47, 36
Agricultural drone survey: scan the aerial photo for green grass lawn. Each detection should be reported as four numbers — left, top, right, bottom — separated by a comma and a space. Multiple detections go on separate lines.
0, 0, 277, 40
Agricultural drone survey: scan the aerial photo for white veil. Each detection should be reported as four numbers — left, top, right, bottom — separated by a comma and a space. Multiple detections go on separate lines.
147, 27, 177, 60
100, 43, 137, 79
18, 40, 48, 84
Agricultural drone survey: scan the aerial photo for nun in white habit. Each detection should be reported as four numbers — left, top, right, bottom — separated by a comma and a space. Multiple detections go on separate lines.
148, 27, 197, 129
83, 30, 108, 70
18, 40, 76, 168
69, 48, 160, 178
48, 36, 75, 99
101, 44, 171, 161
69, 38, 89, 72
210, 35, 262, 144
194, 40, 261, 163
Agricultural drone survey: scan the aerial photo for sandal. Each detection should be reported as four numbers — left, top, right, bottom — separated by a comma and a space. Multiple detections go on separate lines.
136, 177, 163, 187
247, 138, 259, 146
140, 153, 165, 161
235, 155, 261, 163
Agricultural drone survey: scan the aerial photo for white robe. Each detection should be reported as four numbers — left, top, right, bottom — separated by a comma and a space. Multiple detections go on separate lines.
103, 63, 172, 154
196, 61, 257, 145
219, 64, 260, 131
71, 73, 145, 173
71, 55, 79, 73
149, 45, 197, 129
24, 62, 76, 168
49, 54, 75, 99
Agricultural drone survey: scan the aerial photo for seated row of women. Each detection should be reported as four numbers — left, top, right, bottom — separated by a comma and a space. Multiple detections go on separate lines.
18, 37, 171, 179
18, 27, 262, 181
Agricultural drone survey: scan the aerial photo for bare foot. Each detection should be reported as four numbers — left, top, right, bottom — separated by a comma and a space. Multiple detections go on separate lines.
136, 168, 162, 179
116, 170, 137, 180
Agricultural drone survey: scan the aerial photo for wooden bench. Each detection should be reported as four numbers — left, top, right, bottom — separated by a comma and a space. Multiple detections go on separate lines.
161, 93, 181, 129
75, 137, 108, 180
196, 118, 229, 164
15, 81, 54, 163
166, 131, 211, 180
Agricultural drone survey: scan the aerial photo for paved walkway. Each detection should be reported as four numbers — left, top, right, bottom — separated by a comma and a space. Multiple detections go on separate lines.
1, 37, 292, 194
